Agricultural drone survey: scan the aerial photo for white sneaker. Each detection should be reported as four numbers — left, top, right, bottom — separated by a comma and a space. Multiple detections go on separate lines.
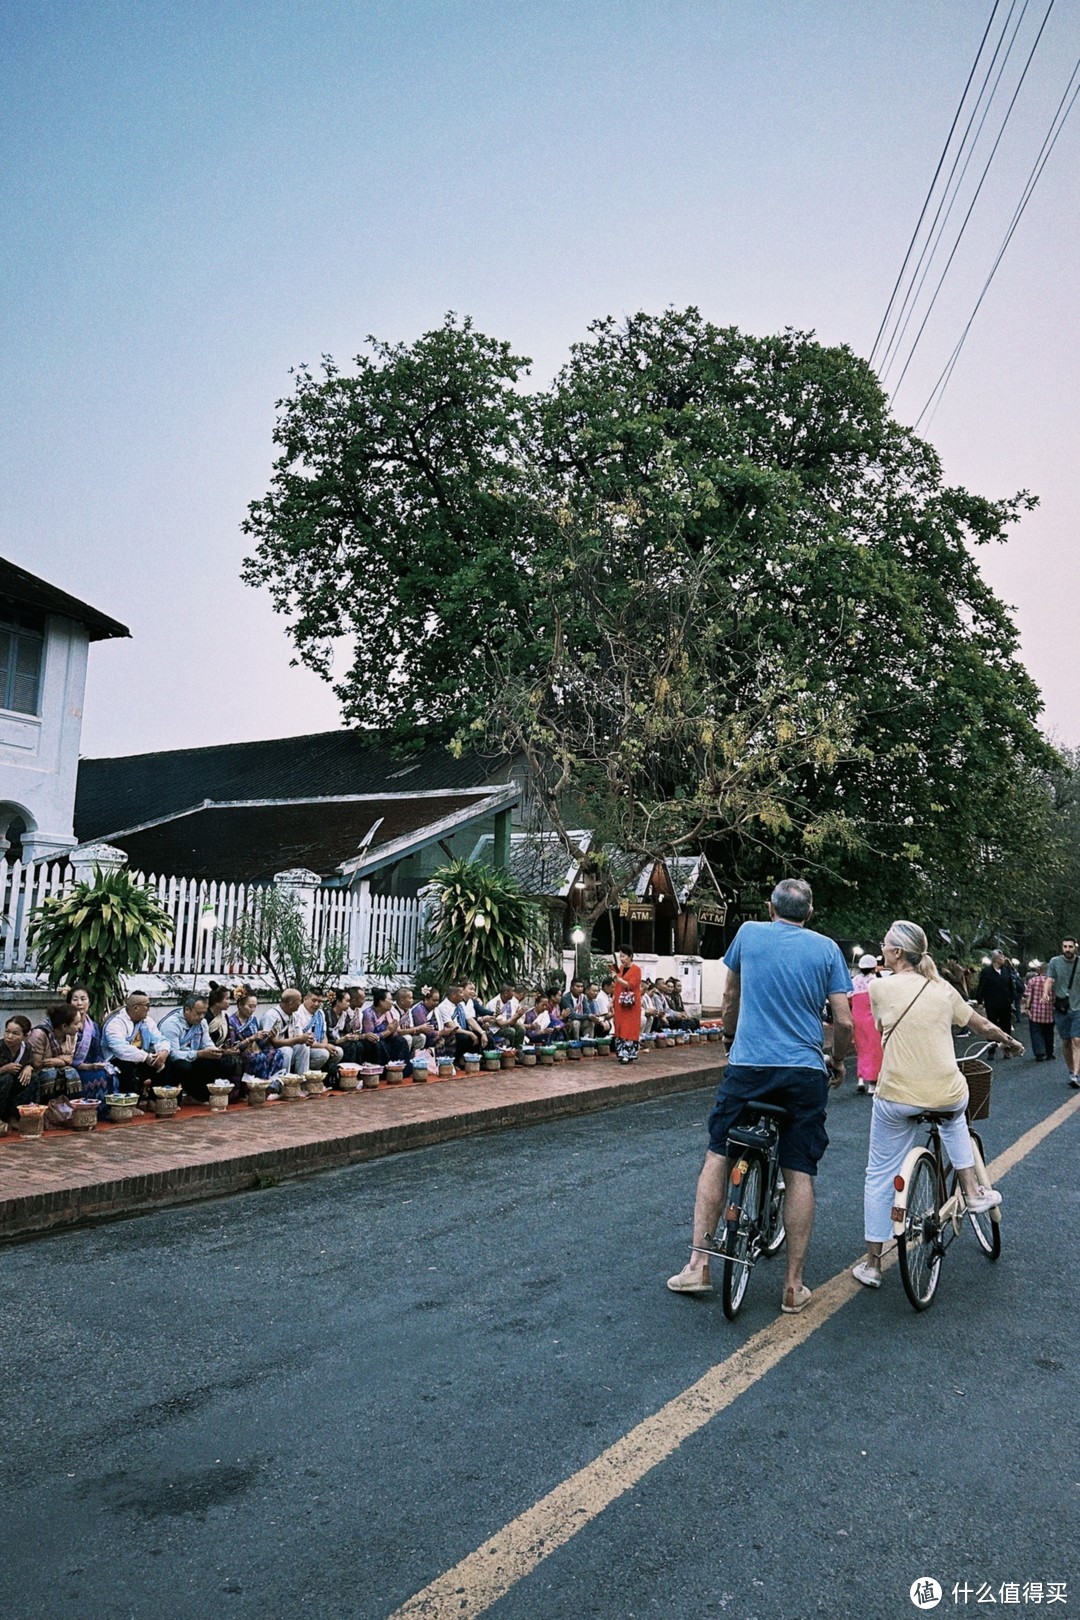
852, 1260, 882, 1289
965, 1185, 1002, 1213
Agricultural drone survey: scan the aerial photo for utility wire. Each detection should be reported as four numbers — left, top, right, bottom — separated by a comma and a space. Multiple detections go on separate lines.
869, 0, 1005, 369
878, 0, 1028, 380
889, 0, 1058, 399
915, 56, 1080, 429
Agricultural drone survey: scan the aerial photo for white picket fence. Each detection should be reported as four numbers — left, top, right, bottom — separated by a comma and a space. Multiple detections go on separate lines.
0, 859, 426, 980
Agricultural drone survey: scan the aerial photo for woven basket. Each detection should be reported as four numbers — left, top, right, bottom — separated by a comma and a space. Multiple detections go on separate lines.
960, 1057, 992, 1121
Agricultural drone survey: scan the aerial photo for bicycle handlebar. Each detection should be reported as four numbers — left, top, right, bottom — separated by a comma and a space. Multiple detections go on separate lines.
957, 1039, 1000, 1061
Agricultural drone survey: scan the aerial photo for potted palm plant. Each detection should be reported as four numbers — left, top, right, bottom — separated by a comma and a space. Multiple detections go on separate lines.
28, 866, 174, 1012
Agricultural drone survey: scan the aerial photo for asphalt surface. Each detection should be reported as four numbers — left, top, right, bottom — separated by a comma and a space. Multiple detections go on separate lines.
2, 1048, 1077, 1620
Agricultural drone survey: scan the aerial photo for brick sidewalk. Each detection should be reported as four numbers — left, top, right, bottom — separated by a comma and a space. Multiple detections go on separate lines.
0, 1047, 726, 1241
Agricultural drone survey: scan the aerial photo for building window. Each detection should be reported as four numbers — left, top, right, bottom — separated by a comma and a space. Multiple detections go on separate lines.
0, 613, 44, 716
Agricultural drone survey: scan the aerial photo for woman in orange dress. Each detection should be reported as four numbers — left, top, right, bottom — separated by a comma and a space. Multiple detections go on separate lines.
612, 948, 643, 1063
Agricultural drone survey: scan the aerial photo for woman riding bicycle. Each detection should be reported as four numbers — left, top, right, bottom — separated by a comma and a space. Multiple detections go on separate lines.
852, 920, 1021, 1290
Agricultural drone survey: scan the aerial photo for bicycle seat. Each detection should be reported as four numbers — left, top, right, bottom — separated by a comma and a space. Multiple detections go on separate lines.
914, 1109, 963, 1124
737, 1100, 792, 1127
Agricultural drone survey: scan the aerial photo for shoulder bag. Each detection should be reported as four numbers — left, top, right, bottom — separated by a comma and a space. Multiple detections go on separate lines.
1054, 956, 1078, 1016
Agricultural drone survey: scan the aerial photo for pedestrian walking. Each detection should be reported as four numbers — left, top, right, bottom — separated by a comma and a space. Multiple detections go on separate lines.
666, 877, 853, 1315
850, 953, 883, 1095
611, 948, 642, 1062
975, 951, 1018, 1053
1021, 962, 1055, 1063
1045, 937, 1080, 1088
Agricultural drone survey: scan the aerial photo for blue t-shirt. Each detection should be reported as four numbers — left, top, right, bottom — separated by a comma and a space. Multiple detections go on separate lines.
723, 920, 852, 1071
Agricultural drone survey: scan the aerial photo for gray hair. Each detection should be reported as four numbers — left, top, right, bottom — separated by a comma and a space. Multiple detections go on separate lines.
182, 992, 207, 1013
770, 878, 813, 922
884, 920, 941, 982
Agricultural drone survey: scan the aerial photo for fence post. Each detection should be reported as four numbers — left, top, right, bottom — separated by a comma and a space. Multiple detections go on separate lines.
70, 843, 128, 885
273, 868, 321, 946
347, 878, 372, 977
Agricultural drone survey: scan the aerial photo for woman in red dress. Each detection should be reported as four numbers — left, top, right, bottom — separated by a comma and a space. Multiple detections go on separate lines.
612, 948, 643, 1063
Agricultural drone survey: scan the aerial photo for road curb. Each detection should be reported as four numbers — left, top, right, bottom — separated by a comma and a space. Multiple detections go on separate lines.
0, 1055, 723, 1242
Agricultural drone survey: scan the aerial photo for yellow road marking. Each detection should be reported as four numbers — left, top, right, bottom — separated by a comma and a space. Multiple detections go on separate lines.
389, 1093, 1080, 1620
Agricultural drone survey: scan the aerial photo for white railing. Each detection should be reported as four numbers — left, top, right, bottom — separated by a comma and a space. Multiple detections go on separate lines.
360, 892, 426, 978
0, 860, 426, 981
0, 859, 73, 972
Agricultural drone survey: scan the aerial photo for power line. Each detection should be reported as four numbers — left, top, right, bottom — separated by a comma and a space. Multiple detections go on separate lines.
868, 0, 1005, 369
915, 56, 1080, 429
888, 0, 1058, 399
877, 0, 1029, 381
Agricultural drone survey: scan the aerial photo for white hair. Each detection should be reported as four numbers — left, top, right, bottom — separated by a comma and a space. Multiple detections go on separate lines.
884, 920, 941, 982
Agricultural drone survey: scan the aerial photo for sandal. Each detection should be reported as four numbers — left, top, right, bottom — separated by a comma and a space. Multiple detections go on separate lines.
780, 1283, 812, 1314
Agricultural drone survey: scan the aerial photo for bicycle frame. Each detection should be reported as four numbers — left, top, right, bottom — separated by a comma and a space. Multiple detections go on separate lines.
692, 1104, 788, 1318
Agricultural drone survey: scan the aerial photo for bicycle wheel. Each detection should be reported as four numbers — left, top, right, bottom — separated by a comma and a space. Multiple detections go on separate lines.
966, 1130, 1001, 1260
764, 1167, 786, 1256
722, 1155, 762, 1320
897, 1150, 942, 1311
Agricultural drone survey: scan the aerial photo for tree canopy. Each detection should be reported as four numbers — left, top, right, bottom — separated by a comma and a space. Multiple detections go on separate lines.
243, 308, 1054, 931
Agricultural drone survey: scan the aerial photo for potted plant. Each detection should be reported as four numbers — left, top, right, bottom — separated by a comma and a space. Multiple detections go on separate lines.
28, 867, 174, 1013
421, 860, 544, 999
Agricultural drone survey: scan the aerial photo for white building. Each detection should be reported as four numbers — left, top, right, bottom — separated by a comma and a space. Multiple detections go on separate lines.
0, 557, 128, 864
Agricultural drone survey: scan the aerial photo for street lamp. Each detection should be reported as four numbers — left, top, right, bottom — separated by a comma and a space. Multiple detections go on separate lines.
570, 924, 587, 985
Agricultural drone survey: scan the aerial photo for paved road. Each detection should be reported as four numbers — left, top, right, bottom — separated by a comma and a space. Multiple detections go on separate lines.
2, 1051, 1077, 1620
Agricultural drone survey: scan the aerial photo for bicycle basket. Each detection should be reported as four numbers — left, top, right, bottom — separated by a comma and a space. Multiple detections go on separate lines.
959, 1058, 992, 1121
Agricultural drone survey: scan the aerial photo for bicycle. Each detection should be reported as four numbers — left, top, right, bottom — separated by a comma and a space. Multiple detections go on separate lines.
693, 1100, 788, 1320
892, 1041, 1002, 1311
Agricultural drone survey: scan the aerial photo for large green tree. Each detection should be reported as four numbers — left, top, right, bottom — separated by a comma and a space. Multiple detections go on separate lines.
243, 309, 1054, 927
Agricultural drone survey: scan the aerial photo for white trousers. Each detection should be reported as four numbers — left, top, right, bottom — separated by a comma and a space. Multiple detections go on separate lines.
863, 1093, 973, 1244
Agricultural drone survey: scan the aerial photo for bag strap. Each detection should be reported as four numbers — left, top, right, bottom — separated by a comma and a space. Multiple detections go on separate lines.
880, 978, 931, 1051
1068, 957, 1078, 993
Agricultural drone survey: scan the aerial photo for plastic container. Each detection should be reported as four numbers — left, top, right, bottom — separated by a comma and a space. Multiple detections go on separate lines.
519, 1048, 538, 1066
360, 1064, 383, 1089
436, 1058, 455, 1079
566, 1042, 582, 1062
337, 1065, 361, 1091
412, 1058, 430, 1083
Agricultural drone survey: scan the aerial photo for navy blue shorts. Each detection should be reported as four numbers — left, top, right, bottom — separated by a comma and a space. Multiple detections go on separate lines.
706, 1064, 830, 1177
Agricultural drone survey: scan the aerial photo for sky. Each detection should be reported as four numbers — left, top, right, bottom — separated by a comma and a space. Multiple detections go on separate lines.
2, 0, 1077, 758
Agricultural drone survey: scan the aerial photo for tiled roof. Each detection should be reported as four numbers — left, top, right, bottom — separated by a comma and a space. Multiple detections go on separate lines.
75, 729, 509, 843
1, 555, 129, 642
468, 829, 593, 897
113, 793, 512, 883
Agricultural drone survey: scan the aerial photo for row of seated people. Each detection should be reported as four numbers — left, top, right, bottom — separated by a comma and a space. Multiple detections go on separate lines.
1, 973, 696, 1118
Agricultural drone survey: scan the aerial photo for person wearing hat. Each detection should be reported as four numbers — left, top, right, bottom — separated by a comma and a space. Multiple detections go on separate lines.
850, 953, 883, 1095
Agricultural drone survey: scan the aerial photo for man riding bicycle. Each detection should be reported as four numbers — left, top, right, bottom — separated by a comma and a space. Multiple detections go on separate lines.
667, 878, 853, 1314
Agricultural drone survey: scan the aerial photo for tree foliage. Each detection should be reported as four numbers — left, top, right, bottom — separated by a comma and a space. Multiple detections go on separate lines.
28, 867, 175, 1014
244, 309, 1054, 929
421, 860, 543, 997
224, 886, 348, 996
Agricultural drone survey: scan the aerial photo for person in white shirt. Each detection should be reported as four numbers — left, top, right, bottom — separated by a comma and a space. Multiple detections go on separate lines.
586, 981, 612, 1037
102, 991, 170, 1101
434, 984, 483, 1065
269, 988, 342, 1081
491, 984, 527, 1048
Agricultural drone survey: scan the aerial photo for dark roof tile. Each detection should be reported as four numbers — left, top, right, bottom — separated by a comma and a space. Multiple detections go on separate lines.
75, 729, 507, 842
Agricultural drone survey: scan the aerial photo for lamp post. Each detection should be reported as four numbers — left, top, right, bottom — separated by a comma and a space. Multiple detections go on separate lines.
571, 924, 587, 987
